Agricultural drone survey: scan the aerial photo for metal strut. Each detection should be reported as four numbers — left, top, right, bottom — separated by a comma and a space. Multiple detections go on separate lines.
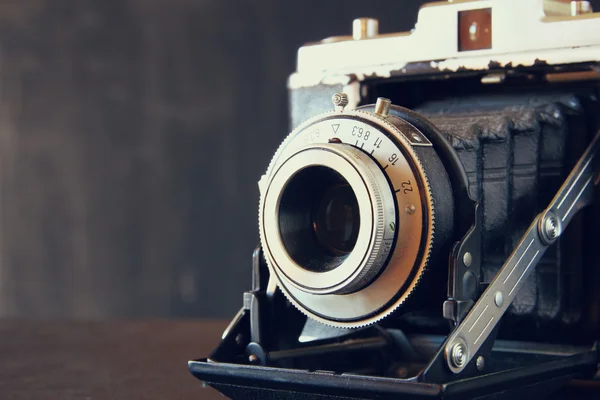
444, 130, 600, 373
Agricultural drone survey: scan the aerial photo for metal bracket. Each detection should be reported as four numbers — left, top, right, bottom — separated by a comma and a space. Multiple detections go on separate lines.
443, 203, 482, 324
243, 247, 273, 365
443, 130, 600, 374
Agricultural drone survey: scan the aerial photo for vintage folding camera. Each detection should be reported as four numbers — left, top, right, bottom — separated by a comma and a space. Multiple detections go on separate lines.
189, 0, 600, 398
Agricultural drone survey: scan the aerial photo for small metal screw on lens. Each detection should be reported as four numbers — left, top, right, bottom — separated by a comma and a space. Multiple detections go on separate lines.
450, 342, 467, 368
332, 93, 349, 111
374, 97, 391, 117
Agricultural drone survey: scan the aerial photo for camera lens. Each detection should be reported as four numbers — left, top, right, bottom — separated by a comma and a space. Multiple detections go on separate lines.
278, 166, 359, 273
260, 113, 451, 326
314, 183, 360, 256
261, 142, 397, 297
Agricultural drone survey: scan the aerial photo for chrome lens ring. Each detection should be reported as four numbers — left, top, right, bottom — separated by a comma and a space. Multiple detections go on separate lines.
258, 109, 439, 327
262, 143, 396, 295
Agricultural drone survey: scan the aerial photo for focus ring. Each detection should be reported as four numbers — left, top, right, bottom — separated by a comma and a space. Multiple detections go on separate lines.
258, 107, 443, 328
331, 144, 391, 294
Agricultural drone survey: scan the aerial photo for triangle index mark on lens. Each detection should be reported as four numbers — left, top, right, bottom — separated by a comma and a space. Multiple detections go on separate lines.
332, 124, 340, 134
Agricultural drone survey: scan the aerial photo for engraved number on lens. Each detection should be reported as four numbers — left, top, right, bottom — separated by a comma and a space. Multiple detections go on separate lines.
402, 180, 413, 194
352, 126, 363, 137
304, 129, 320, 144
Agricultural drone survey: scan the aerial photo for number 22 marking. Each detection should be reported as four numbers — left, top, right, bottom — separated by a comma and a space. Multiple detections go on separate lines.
401, 180, 413, 194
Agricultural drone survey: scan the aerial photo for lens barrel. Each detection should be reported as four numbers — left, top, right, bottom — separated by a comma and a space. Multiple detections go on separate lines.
278, 166, 360, 273
258, 107, 454, 327
262, 143, 396, 295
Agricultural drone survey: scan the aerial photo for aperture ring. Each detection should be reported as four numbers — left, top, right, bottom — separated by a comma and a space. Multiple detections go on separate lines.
258, 108, 437, 327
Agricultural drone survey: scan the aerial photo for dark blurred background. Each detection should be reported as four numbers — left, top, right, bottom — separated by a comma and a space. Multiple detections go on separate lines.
0, 0, 497, 319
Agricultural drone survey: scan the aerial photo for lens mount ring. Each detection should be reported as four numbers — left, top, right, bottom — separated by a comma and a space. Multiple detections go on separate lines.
262, 143, 396, 295
259, 108, 443, 328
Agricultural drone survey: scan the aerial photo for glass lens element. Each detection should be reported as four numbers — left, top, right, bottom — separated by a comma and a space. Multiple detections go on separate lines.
278, 166, 361, 273
314, 184, 360, 255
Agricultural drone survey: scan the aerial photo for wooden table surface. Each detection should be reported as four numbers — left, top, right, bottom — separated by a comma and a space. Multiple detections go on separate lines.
2, 320, 599, 399
0, 320, 228, 399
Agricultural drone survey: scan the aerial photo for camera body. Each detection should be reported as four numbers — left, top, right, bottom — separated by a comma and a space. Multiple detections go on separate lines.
286, 0, 600, 344
190, 1, 600, 398
291, 61, 600, 346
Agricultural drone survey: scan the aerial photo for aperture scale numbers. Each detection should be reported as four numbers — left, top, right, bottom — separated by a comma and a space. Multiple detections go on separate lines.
294, 117, 421, 250
303, 128, 321, 145
307, 119, 414, 199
